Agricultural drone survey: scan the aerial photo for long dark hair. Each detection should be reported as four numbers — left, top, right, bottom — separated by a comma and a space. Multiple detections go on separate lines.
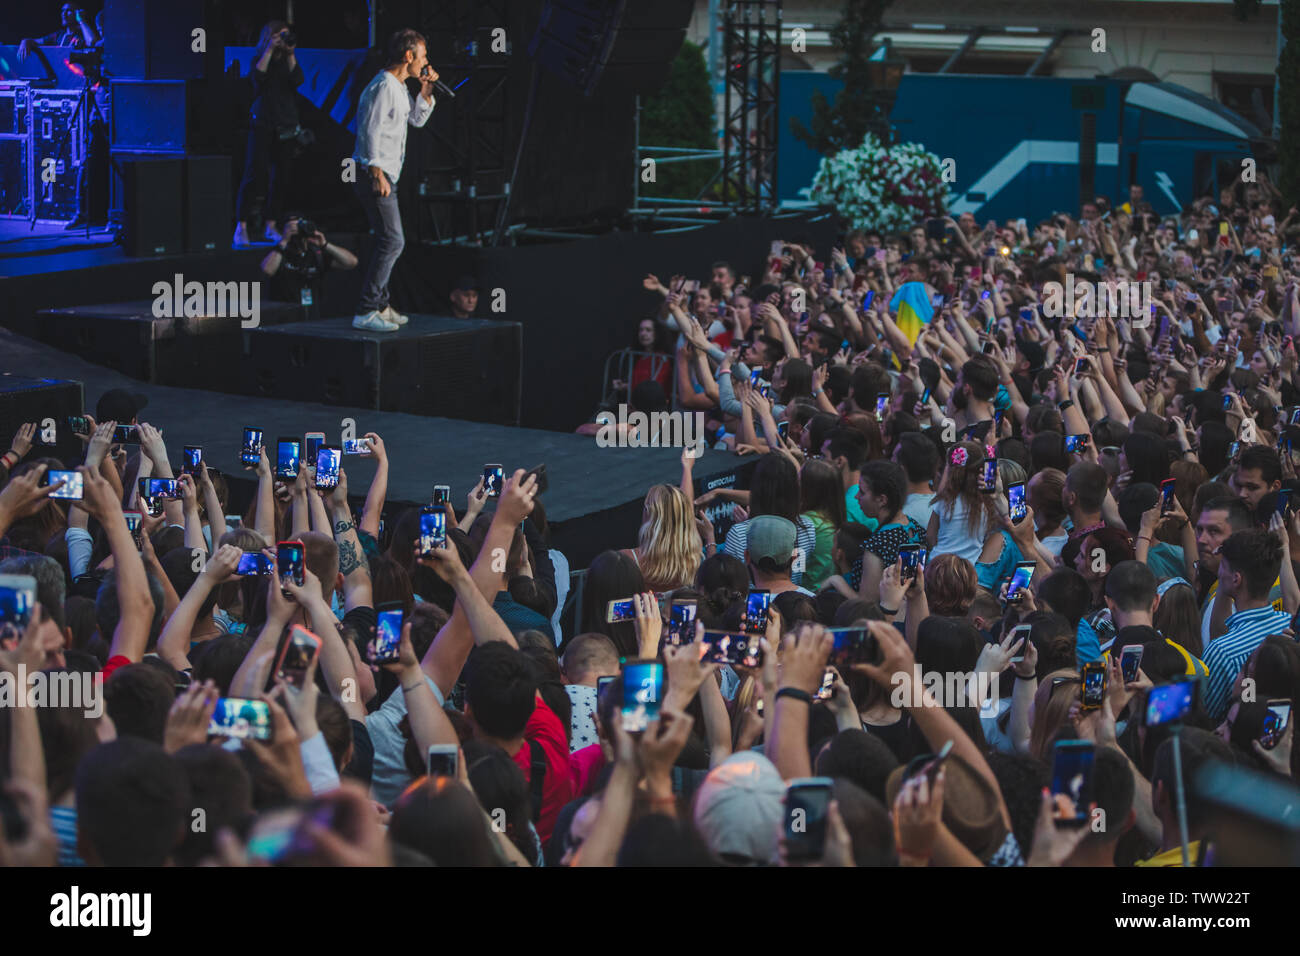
577, 550, 646, 658
749, 453, 802, 524
800, 458, 846, 528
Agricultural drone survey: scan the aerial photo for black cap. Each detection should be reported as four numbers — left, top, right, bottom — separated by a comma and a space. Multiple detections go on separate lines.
453, 275, 480, 293
96, 388, 148, 424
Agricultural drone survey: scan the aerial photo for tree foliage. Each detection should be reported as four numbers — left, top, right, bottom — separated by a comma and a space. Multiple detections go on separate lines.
638, 40, 716, 199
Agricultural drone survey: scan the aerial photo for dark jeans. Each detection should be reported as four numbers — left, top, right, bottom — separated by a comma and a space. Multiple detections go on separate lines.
236, 124, 297, 227
76, 112, 108, 224
353, 175, 405, 314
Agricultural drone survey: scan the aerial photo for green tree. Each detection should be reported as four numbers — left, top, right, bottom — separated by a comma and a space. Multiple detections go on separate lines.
1280, 0, 1300, 203
638, 40, 716, 199
790, 0, 894, 155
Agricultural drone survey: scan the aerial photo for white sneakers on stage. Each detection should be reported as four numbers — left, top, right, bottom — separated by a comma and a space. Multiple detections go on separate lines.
352, 310, 399, 332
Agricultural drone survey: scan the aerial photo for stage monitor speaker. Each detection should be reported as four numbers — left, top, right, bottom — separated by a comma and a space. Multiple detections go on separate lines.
120, 157, 184, 257
0, 377, 85, 470
102, 0, 211, 80
110, 80, 189, 153
184, 155, 231, 253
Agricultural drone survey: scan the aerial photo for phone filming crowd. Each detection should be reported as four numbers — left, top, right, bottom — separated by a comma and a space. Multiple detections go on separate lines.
3, 176, 1300, 870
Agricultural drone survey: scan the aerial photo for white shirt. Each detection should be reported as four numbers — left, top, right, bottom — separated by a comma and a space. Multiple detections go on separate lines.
902, 492, 935, 530
353, 70, 434, 184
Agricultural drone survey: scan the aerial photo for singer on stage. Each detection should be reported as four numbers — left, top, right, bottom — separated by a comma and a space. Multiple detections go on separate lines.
351, 29, 439, 332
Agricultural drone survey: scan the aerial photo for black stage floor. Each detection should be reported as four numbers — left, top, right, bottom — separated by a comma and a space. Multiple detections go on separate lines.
0, 326, 752, 568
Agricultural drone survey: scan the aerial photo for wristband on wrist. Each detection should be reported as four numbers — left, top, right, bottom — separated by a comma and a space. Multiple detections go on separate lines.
775, 687, 812, 705
879, 605, 899, 616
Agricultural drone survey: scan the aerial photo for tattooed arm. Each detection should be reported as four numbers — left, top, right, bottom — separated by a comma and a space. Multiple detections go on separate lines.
327, 468, 373, 611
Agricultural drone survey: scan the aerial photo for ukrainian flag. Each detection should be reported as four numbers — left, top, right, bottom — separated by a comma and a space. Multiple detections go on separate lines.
889, 281, 934, 346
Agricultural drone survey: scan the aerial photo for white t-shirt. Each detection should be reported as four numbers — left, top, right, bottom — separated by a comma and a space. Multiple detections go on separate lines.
933, 497, 989, 563
903, 492, 935, 530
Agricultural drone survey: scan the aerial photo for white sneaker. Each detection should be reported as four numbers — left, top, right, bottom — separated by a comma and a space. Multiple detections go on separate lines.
380, 304, 409, 326
352, 310, 399, 332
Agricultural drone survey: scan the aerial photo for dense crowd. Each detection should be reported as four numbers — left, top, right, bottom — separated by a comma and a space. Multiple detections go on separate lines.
2, 175, 1299, 867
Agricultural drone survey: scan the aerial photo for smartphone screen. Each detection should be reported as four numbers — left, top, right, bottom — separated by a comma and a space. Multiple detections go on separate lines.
304, 432, 324, 462
182, 446, 202, 476
1050, 741, 1095, 826
828, 626, 879, 667
112, 424, 140, 444
606, 598, 636, 624
1277, 488, 1293, 519
666, 599, 698, 647
1120, 644, 1144, 684
274, 439, 301, 481
124, 511, 142, 547
921, 386, 932, 405
899, 544, 922, 580
240, 427, 264, 466
209, 698, 273, 740
44, 469, 83, 500
784, 778, 833, 861
368, 605, 404, 664
874, 394, 889, 418
1006, 562, 1034, 602
137, 477, 162, 517
483, 464, 504, 498
271, 625, 321, 691
67, 415, 90, 436
743, 590, 772, 635
277, 541, 304, 591
1260, 700, 1293, 750
314, 447, 341, 490
621, 660, 664, 733
1065, 434, 1088, 454
978, 459, 997, 493
776, 421, 789, 441
1081, 661, 1106, 709
0, 574, 37, 631
815, 667, 836, 701
432, 484, 451, 506
1145, 679, 1196, 727
342, 438, 371, 456
1160, 478, 1176, 513
1007, 482, 1027, 523
418, 509, 446, 556
701, 631, 763, 668
146, 477, 179, 499
235, 551, 273, 576
1073, 357, 1087, 377
1008, 624, 1032, 663
427, 746, 459, 778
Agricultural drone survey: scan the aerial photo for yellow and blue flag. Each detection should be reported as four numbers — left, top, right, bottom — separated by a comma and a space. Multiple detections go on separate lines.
889, 281, 934, 346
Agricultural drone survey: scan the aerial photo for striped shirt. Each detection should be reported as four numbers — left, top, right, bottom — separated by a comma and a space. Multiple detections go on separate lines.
1202, 604, 1293, 721
723, 515, 817, 586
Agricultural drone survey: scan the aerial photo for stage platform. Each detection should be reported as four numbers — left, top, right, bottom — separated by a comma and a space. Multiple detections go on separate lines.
0, 326, 754, 569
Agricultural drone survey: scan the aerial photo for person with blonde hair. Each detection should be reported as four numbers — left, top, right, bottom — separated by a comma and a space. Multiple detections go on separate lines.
627, 484, 702, 592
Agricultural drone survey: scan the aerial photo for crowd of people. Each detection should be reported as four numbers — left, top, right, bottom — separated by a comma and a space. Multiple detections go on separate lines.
2, 175, 1300, 868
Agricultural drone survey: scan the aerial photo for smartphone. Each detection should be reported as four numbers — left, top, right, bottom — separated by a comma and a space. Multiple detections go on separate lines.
978, 458, 997, 493
1064, 433, 1089, 454
0, 574, 37, 632
874, 394, 889, 418
124, 511, 143, 548
1008, 624, 1032, 664
432, 484, 451, 506
182, 445, 202, 476
1159, 478, 1176, 513
418, 508, 446, 556
275, 438, 301, 481
606, 598, 637, 624
112, 424, 140, 444
66, 415, 90, 436
1007, 481, 1027, 523
596, 675, 618, 703
743, 589, 772, 635
1080, 660, 1107, 711
146, 477, 179, 499
235, 551, 273, 576
367, 603, 404, 665
304, 431, 325, 463
981, 341, 995, 355
665, 598, 698, 647
621, 660, 664, 733
277, 540, 305, 592
209, 698, 273, 741
783, 777, 834, 862
828, 626, 880, 667
1119, 644, 1144, 684
1144, 679, 1196, 727
920, 386, 932, 406
1277, 488, 1293, 520
240, 426, 264, 467
314, 446, 341, 491
136, 477, 162, 517
815, 667, 836, 701
1073, 357, 1088, 377
1260, 700, 1293, 751
862, 290, 875, 310
899, 544, 923, 581
342, 438, 372, 456
1050, 740, 1095, 827
43, 468, 82, 500
700, 631, 763, 668
483, 464, 504, 498
427, 745, 459, 778
1006, 561, 1035, 603
269, 625, 321, 692
776, 420, 790, 441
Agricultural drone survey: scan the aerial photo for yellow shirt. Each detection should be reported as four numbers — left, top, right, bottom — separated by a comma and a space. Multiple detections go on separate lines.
1136, 841, 1201, 867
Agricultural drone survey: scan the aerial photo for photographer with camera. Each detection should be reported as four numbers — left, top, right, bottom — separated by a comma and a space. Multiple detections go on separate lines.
234, 20, 307, 247
260, 217, 358, 320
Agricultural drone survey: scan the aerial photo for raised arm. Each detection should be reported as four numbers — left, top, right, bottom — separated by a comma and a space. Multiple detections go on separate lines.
359, 433, 389, 539
327, 468, 372, 611
81, 466, 155, 667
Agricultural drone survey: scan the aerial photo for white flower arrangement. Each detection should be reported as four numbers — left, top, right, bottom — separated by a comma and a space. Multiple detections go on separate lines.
808, 134, 953, 233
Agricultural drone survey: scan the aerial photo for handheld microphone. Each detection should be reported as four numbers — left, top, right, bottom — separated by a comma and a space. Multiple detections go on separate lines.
421, 66, 456, 99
